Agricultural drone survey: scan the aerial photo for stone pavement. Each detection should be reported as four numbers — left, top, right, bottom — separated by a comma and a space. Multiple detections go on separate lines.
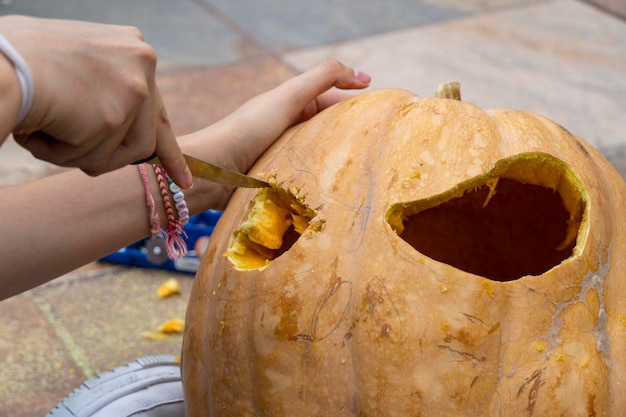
0, 1, 624, 416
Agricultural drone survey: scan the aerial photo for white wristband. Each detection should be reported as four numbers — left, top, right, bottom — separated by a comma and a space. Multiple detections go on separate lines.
0, 32, 34, 126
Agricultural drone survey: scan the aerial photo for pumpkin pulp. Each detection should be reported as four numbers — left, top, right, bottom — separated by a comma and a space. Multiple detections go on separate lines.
226, 187, 317, 269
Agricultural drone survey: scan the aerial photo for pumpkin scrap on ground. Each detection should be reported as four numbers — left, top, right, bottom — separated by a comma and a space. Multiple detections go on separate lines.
159, 318, 185, 334
183, 83, 626, 417
157, 278, 181, 298
142, 318, 185, 341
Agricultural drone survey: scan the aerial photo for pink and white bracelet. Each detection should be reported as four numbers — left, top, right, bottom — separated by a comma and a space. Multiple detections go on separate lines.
153, 164, 188, 260
138, 163, 163, 239
138, 163, 189, 261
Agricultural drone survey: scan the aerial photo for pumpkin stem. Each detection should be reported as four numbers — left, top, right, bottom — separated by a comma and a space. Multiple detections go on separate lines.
436, 81, 461, 101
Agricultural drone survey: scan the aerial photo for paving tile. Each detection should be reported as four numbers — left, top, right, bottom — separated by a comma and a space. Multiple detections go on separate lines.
283, 0, 626, 150
204, 0, 460, 51
0, 0, 256, 65
203, 0, 546, 52
158, 57, 297, 135
30, 268, 193, 375
0, 293, 85, 417
585, 0, 626, 19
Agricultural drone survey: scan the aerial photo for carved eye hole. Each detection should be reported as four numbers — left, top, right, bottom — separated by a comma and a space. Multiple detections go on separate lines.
387, 153, 587, 282
225, 187, 318, 270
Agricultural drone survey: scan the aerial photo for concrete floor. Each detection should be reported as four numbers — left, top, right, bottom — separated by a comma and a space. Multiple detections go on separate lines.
0, 0, 625, 415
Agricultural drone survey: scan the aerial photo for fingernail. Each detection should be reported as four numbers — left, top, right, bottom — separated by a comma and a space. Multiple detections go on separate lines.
182, 165, 194, 189
354, 69, 371, 85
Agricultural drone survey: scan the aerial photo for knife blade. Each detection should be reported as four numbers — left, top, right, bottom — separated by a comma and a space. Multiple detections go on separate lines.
145, 154, 270, 188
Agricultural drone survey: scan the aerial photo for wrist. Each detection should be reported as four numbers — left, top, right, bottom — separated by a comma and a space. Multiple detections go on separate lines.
0, 45, 21, 137
0, 31, 35, 128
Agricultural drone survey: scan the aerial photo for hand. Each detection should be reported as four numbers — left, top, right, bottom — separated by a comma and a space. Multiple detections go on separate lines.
211, 59, 372, 173
1, 15, 192, 188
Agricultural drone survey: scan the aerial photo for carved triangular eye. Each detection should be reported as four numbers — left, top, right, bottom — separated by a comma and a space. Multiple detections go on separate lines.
387, 153, 587, 282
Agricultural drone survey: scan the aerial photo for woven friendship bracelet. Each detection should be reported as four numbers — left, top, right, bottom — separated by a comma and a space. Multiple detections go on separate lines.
0, 32, 35, 126
153, 164, 188, 260
137, 163, 163, 239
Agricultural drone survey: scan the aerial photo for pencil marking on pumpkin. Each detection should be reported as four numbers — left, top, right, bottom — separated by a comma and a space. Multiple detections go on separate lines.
437, 345, 483, 365
290, 333, 315, 343
311, 280, 352, 341
526, 369, 545, 415
365, 277, 405, 343
463, 313, 486, 327
517, 368, 545, 397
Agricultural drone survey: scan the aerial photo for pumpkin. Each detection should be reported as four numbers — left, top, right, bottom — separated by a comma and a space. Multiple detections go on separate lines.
182, 83, 626, 416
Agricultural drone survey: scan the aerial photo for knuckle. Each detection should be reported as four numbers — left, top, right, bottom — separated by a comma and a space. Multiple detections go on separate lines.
120, 25, 157, 67
159, 106, 170, 125
122, 25, 145, 41
136, 43, 157, 68
81, 154, 111, 176
100, 107, 127, 132
322, 58, 344, 74
127, 74, 152, 100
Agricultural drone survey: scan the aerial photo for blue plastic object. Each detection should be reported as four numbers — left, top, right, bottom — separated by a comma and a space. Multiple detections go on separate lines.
100, 210, 222, 274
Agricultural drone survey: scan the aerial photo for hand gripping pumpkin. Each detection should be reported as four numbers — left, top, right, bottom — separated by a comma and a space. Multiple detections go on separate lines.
182, 83, 626, 416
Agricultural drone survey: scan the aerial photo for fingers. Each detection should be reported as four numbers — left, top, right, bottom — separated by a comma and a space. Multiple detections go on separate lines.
298, 90, 354, 121
151, 89, 193, 189
275, 59, 371, 124
13, 127, 127, 173
84, 87, 191, 188
15, 85, 191, 187
284, 59, 370, 102
299, 59, 370, 90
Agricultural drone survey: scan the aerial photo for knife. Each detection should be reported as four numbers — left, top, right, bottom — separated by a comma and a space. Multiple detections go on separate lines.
142, 153, 270, 188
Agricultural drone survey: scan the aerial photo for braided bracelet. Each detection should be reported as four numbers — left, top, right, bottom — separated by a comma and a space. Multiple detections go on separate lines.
0, 32, 35, 126
138, 164, 171, 264
153, 164, 188, 260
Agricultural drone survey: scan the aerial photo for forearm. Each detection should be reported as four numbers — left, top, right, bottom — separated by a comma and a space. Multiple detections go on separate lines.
1, 131, 232, 301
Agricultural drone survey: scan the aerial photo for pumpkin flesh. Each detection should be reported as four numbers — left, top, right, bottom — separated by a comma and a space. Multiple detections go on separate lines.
183, 89, 626, 416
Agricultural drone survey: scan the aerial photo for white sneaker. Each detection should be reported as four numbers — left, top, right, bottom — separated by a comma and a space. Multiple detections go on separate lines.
46, 354, 184, 417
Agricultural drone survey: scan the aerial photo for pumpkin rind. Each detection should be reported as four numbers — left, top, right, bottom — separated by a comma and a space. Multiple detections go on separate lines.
183, 88, 626, 416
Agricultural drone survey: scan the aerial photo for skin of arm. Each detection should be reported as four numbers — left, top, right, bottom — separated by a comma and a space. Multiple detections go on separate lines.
0, 49, 21, 142
0, 59, 371, 301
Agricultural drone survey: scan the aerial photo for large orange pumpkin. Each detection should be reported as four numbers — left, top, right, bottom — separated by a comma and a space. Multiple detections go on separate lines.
182, 84, 626, 416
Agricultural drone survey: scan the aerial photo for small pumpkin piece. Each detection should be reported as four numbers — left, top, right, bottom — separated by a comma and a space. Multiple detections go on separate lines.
159, 318, 185, 334
141, 331, 168, 341
157, 278, 181, 298
142, 318, 186, 340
